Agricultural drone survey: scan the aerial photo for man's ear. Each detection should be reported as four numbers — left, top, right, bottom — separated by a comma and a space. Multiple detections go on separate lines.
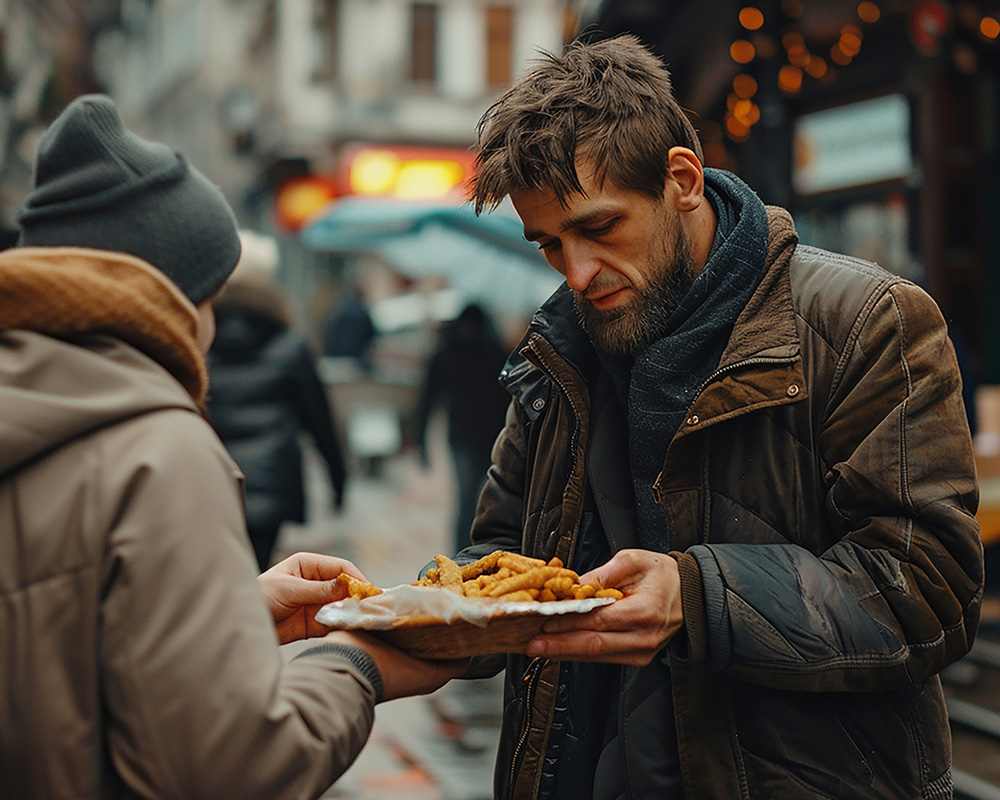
664, 147, 705, 212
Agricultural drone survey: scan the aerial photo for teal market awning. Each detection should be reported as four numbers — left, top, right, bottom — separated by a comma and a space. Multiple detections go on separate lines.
301, 197, 562, 315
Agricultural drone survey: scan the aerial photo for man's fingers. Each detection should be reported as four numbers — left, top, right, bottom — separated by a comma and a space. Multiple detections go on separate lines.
577, 548, 650, 590
284, 552, 368, 583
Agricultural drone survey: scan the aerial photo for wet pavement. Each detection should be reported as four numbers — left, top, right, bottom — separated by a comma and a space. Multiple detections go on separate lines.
275, 426, 501, 800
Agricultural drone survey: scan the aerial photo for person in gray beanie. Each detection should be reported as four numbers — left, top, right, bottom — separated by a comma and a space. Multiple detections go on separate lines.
16, 93, 242, 305
0, 94, 462, 800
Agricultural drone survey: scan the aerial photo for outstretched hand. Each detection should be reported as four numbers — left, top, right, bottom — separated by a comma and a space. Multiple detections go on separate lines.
259, 552, 368, 645
323, 630, 468, 702
525, 549, 684, 666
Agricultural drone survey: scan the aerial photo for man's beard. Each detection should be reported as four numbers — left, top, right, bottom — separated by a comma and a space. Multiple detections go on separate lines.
574, 219, 696, 358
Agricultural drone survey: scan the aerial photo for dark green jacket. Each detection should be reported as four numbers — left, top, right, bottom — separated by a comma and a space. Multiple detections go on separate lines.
466, 207, 983, 800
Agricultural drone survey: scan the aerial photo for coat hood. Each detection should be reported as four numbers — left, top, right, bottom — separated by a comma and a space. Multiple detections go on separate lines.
0, 330, 198, 479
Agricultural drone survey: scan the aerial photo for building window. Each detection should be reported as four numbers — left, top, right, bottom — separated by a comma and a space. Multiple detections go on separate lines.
485, 7, 514, 87
411, 3, 438, 83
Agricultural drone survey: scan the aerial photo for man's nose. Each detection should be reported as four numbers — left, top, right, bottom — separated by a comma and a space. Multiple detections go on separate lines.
562, 241, 601, 293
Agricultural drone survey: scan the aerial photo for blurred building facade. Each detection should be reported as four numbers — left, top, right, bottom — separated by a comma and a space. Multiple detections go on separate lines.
0, 0, 581, 363
0, 0, 580, 234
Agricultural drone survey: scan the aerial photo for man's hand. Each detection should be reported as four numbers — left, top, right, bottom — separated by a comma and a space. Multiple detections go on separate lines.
322, 631, 468, 701
525, 549, 684, 666
259, 552, 368, 645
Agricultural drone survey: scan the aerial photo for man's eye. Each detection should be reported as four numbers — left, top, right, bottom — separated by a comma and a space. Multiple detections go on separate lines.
538, 240, 559, 251
583, 220, 617, 237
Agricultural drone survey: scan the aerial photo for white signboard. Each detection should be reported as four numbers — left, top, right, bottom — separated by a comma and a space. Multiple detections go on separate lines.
793, 93, 913, 195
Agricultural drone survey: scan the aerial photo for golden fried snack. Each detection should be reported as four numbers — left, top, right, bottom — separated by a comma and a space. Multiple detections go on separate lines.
543, 575, 576, 597
459, 551, 502, 580
485, 565, 568, 598
336, 573, 383, 600
571, 583, 598, 600
434, 554, 464, 594
499, 588, 539, 602
404, 550, 624, 604
497, 553, 548, 574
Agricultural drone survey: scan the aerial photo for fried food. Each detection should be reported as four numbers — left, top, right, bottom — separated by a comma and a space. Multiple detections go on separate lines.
336, 573, 383, 600
409, 550, 624, 603
434, 553, 464, 594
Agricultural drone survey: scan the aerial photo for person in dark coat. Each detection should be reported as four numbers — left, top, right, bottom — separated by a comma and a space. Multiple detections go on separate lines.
322, 287, 377, 369
208, 231, 347, 570
463, 36, 982, 799
415, 303, 511, 552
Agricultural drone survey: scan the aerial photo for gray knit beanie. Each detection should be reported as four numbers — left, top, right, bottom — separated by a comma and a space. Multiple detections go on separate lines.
15, 94, 241, 305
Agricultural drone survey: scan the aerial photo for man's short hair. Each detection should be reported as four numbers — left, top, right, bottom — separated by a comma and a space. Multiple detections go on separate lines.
471, 34, 703, 214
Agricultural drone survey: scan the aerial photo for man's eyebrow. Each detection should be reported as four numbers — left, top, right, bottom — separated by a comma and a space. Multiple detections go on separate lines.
523, 207, 620, 242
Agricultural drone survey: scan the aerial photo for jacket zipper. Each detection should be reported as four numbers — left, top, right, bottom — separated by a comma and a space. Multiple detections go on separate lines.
527, 339, 584, 485
651, 354, 800, 504
506, 657, 546, 800
524, 338, 589, 569
695, 354, 799, 398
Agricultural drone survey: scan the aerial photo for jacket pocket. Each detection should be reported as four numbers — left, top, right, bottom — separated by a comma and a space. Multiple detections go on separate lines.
731, 684, 924, 799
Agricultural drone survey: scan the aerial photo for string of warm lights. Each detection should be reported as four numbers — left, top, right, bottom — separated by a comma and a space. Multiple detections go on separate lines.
722, 1, 1000, 143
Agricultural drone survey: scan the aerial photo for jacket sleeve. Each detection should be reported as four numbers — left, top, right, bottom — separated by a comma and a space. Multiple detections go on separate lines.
98, 410, 374, 800
468, 399, 529, 555
683, 281, 983, 691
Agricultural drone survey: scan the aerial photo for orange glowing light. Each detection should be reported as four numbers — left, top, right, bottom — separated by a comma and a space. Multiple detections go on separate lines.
274, 176, 338, 232
981, 16, 1000, 39
782, 31, 804, 50
732, 99, 761, 126
730, 39, 756, 63
830, 43, 852, 66
778, 64, 803, 93
726, 115, 751, 140
857, 2, 880, 23
739, 7, 765, 30
343, 145, 475, 200
840, 31, 863, 56
733, 73, 759, 98
805, 56, 828, 79
787, 43, 811, 66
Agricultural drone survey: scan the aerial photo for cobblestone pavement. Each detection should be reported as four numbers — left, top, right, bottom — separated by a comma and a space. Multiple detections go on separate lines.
275, 431, 501, 800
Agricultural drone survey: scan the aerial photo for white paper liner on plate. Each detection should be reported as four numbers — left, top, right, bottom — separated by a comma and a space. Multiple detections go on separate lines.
315, 583, 615, 630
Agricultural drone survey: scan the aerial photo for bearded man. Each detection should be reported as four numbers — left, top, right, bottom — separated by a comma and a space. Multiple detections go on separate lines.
459, 34, 983, 800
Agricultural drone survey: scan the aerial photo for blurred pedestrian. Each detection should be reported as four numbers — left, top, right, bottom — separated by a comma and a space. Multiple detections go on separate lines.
0, 94, 461, 800
322, 285, 377, 370
463, 36, 982, 799
208, 230, 347, 570
415, 303, 511, 552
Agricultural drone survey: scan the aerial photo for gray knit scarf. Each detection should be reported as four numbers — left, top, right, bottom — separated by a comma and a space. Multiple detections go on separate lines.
601, 168, 768, 553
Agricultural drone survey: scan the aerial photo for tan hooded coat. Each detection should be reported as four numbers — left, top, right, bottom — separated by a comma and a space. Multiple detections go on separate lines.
0, 248, 375, 799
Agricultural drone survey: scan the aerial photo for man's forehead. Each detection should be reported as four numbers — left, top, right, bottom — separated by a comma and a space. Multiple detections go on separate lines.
508, 156, 605, 209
